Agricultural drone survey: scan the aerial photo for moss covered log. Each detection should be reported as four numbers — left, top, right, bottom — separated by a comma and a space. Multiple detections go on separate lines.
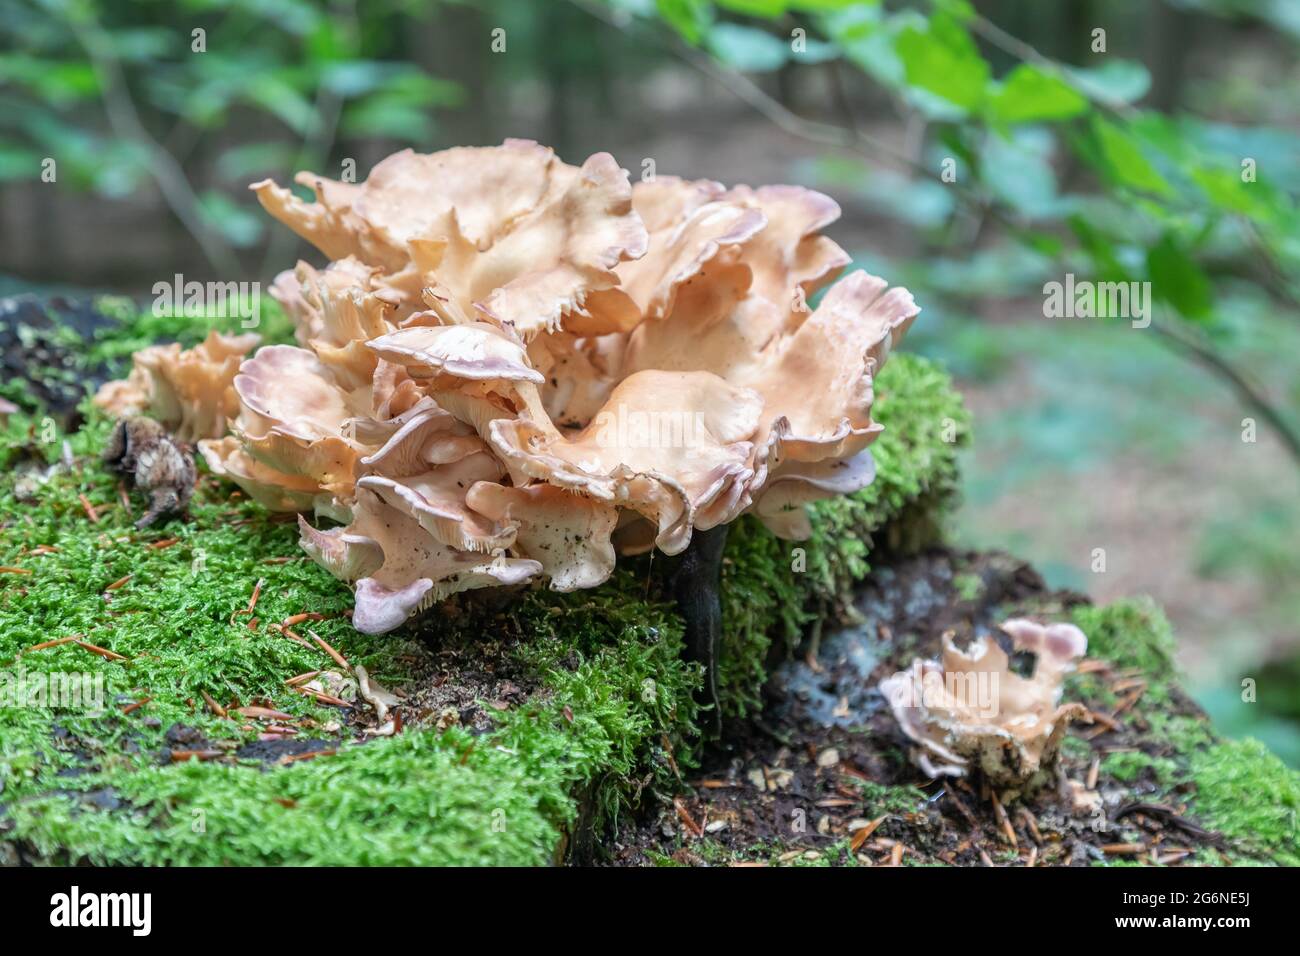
0, 300, 1295, 866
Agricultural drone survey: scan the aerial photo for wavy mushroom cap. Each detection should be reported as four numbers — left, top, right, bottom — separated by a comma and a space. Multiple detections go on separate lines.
880, 619, 1089, 786
253, 139, 648, 338
94, 330, 261, 442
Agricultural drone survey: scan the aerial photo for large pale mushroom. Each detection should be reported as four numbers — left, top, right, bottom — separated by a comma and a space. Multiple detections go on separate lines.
101, 141, 924, 719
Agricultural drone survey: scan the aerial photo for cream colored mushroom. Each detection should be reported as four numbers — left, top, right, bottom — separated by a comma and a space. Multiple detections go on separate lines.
880, 618, 1090, 787
253, 139, 648, 338
94, 140, 924, 634
94, 329, 261, 442
305, 487, 540, 634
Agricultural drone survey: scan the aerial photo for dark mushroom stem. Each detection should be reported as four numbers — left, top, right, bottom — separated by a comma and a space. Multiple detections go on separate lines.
663, 523, 729, 737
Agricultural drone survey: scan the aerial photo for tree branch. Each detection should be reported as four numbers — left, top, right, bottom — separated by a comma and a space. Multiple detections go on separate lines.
68, 14, 241, 277
1152, 320, 1300, 467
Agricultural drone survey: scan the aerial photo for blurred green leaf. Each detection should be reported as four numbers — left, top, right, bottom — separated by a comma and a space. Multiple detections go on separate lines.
1192, 165, 1273, 220
320, 61, 409, 97
931, 0, 977, 20
0, 144, 43, 182
982, 129, 1064, 218
341, 96, 434, 142
707, 23, 788, 72
717, 0, 787, 16
1089, 116, 1173, 197
0, 55, 99, 105
1068, 214, 1132, 282
305, 16, 353, 62
790, 0, 871, 11
1147, 233, 1213, 320
893, 13, 988, 113
244, 73, 319, 136
986, 64, 1088, 124
656, 0, 713, 45
824, 6, 900, 87
106, 27, 175, 62
214, 142, 297, 181
197, 190, 265, 248
1065, 60, 1151, 105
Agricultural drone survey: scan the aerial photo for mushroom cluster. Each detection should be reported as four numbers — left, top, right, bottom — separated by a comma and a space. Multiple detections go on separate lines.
880, 619, 1089, 787
101, 140, 919, 633
96, 330, 261, 443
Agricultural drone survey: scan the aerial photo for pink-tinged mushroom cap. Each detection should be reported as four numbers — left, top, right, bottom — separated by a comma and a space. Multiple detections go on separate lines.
355, 400, 483, 475
488, 369, 763, 553
366, 322, 545, 384
751, 449, 877, 540
744, 271, 918, 463
323, 488, 541, 634
880, 618, 1090, 788
199, 436, 333, 514
297, 514, 383, 582
270, 257, 389, 346
723, 184, 852, 316
614, 176, 768, 323
231, 344, 362, 495
355, 448, 515, 554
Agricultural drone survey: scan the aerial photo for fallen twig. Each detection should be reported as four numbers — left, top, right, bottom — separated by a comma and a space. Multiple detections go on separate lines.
170, 749, 223, 762
674, 797, 704, 838
308, 629, 349, 669
229, 577, 264, 624
200, 690, 227, 718
850, 815, 886, 853
279, 749, 336, 765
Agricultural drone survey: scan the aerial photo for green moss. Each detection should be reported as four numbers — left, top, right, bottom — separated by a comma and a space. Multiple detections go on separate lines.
1189, 738, 1300, 866
1072, 598, 1177, 683
0, 400, 705, 864
854, 779, 928, 817
1145, 710, 1214, 752
1101, 750, 1178, 785
1071, 600, 1300, 865
953, 572, 984, 602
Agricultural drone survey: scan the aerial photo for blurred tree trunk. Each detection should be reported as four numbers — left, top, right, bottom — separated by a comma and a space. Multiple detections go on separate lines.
413, 2, 494, 147
1146, 1, 1198, 112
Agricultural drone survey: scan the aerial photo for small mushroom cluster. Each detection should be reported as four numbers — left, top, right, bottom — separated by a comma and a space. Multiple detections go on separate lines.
96, 329, 261, 443
880, 619, 1089, 788
99, 140, 919, 633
